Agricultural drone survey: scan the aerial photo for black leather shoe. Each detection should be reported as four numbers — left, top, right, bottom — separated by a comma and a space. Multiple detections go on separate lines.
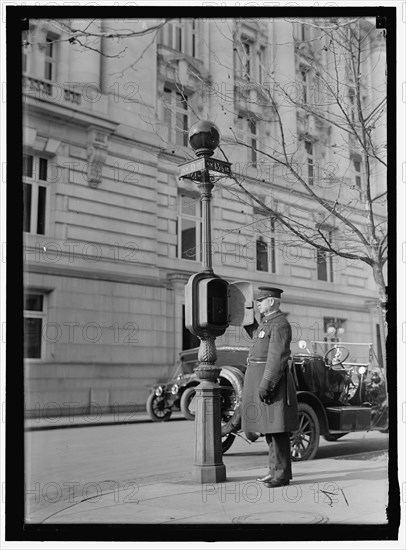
256, 474, 273, 483
264, 480, 290, 488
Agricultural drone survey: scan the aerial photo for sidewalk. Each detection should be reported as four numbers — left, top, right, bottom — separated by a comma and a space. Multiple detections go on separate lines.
24, 413, 393, 527
32, 450, 389, 524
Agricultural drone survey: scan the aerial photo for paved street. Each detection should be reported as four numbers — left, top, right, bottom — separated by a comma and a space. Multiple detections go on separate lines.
25, 418, 390, 524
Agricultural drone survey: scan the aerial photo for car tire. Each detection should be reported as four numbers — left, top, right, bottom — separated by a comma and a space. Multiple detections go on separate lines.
180, 386, 197, 421
218, 367, 244, 455
218, 367, 244, 420
290, 402, 320, 461
146, 392, 172, 422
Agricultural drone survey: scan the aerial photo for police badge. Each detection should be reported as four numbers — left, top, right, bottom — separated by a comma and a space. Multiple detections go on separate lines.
258, 330, 265, 338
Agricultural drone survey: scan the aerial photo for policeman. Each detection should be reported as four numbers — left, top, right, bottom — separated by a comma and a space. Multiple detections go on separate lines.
242, 287, 299, 488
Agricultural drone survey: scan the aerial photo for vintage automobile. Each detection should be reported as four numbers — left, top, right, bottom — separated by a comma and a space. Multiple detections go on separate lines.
147, 340, 388, 461
146, 346, 248, 422
221, 340, 388, 461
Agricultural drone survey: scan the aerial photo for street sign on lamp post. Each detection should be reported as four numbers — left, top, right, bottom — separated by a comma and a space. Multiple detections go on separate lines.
179, 157, 231, 180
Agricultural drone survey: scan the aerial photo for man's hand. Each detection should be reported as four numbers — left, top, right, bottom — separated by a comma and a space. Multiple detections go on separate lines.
259, 387, 274, 405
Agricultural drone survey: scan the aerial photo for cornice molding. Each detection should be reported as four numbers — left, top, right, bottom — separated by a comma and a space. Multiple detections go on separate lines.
23, 95, 118, 132
24, 262, 168, 288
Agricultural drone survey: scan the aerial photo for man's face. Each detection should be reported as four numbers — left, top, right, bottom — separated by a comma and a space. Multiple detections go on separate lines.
257, 297, 273, 315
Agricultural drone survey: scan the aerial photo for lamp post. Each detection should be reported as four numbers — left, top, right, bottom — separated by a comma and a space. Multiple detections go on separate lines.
188, 121, 220, 274
180, 121, 231, 483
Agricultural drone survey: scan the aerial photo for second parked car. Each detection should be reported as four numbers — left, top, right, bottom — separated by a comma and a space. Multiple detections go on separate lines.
146, 346, 249, 422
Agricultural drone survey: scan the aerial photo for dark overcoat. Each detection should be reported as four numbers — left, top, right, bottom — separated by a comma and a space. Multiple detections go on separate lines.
241, 310, 299, 434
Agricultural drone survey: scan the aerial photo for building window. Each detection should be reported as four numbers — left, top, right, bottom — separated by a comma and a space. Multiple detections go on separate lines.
256, 237, 268, 272
190, 19, 197, 58
348, 88, 356, 123
163, 87, 189, 147
255, 218, 276, 273
299, 65, 316, 105
301, 69, 308, 103
234, 36, 254, 81
323, 317, 346, 344
235, 32, 267, 84
257, 47, 266, 84
177, 194, 202, 261
317, 249, 328, 281
248, 119, 257, 165
353, 158, 362, 188
23, 154, 49, 235
22, 30, 29, 73
317, 231, 334, 282
376, 323, 383, 367
24, 292, 46, 359
23, 45, 28, 73
304, 140, 314, 186
297, 22, 311, 42
236, 115, 258, 166
44, 35, 56, 81
243, 41, 251, 78
159, 19, 198, 57
294, 21, 314, 45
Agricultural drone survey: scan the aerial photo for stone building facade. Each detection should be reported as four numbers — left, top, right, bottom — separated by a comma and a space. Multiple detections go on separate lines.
22, 17, 386, 416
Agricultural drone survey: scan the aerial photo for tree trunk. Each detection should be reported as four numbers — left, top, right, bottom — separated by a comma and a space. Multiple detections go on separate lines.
372, 262, 387, 371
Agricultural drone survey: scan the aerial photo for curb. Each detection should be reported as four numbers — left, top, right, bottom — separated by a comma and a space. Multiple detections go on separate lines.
25, 413, 186, 432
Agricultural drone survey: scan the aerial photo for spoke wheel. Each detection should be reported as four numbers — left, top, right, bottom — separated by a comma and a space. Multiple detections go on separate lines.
219, 377, 238, 454
146, 393, 172, 422
218, 369, 244, 455
290, 402, 320, 461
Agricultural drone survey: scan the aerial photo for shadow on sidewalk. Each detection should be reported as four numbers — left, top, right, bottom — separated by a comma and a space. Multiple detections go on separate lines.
226, 464, 387, 485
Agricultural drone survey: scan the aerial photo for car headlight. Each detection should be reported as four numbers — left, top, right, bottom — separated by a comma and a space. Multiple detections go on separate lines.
155, 386, 163, 397
170, 384, 179, 395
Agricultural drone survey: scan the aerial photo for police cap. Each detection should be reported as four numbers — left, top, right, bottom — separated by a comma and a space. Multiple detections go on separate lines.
255, 287, 284, 301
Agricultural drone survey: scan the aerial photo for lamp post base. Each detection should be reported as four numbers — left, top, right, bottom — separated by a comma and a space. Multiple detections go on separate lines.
193, 371, 227, 484
192, 463, 227, 484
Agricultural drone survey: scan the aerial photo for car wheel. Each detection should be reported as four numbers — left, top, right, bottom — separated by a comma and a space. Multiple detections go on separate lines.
180, 386, 197, 421
218, 368, 244, 419
323, 433, 348, 441
290, 402, 320, 461
146, 392, 172, 422
218, 367, 244, 455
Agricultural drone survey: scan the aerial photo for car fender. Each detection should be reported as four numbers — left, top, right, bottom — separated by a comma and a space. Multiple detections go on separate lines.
181, 380, 200, 393
296, 391, 329, 435
186, 367, 244, 394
